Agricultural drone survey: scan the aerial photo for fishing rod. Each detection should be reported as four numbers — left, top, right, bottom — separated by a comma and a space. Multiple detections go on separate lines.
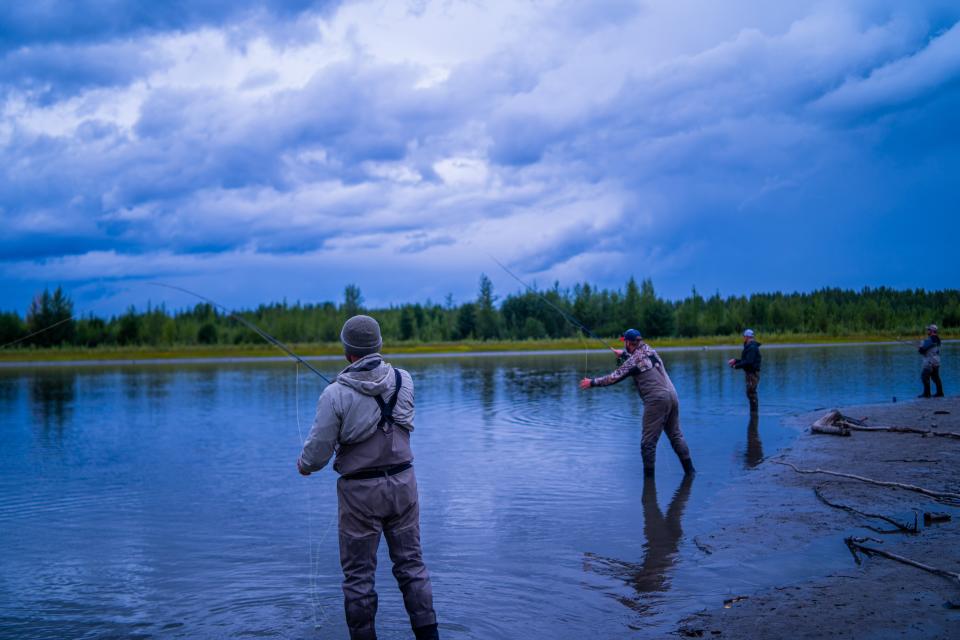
0, 316, 77, 349
488, 254, 619, 354
148, 282, 332, 383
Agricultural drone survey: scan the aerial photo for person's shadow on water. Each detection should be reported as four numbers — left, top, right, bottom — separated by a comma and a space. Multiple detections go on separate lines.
583, 475, 694, 613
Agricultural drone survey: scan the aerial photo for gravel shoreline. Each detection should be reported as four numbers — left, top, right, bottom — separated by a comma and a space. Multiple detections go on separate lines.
677, 397, 960, 639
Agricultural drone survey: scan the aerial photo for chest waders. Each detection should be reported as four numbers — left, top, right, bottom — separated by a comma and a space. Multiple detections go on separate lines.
335, 367, 438, 639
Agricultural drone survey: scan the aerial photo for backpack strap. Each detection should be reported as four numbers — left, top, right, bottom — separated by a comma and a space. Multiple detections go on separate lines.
373, 368, 403, 429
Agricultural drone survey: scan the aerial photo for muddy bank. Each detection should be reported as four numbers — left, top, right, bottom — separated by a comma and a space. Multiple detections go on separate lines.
678, 397, 960, 639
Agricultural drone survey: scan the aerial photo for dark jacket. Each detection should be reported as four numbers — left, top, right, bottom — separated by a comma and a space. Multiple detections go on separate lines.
734, 340, 762, 373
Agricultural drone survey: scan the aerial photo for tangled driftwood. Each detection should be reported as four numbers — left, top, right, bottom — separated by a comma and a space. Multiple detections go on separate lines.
813, 486, 919, 534
811, 410, 960, 440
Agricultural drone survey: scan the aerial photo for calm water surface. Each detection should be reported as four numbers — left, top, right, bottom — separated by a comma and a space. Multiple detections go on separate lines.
1, 344, 954, 639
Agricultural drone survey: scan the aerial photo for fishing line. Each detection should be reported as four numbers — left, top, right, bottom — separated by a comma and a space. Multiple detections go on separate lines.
487, 254, 619, 354
295, 362, 336, 630
148, 282, 337, 628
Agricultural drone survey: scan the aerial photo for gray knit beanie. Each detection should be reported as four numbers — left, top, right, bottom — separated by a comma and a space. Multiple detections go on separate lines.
340, 315, 382, 357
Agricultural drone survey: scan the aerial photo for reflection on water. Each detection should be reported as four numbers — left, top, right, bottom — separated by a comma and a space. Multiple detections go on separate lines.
29, 372, 76, 434
584, 476, 693, 614
745, 413, 764, 468
0, 344, 956, 639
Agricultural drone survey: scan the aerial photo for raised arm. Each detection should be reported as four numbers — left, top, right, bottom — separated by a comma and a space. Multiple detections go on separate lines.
590, 350, 642, 387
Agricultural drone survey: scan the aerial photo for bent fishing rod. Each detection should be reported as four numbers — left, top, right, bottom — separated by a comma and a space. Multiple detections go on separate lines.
488, 254, 619, 354
148, 282, 332, 383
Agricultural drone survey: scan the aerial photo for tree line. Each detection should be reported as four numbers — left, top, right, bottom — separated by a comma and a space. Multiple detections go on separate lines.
2, 277, 957, 349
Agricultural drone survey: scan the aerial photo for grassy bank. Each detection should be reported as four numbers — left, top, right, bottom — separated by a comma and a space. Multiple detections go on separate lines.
0, 333, 938, 363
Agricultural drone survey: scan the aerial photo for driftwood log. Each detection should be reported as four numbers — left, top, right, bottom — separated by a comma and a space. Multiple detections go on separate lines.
844, 537, 960, 588
843, 422, 960, 440
769, 459, 960, 505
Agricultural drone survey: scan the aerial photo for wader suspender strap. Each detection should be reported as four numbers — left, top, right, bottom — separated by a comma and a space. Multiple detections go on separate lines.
374, 368, 403, 429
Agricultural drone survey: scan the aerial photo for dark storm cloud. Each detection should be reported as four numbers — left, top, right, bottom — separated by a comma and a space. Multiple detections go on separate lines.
0, 1, 338, 52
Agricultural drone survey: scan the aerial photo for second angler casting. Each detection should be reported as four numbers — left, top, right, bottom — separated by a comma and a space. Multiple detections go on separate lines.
579, 328, 696, 478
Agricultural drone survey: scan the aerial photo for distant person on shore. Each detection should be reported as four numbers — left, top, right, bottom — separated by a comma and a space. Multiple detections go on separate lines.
728, 329, 762, 412
297, 315, 439, 640
579, 329, 696, 477
918, 324, 944, 398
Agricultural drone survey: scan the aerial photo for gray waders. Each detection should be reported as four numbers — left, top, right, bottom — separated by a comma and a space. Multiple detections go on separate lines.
745, 371, 760, 412
640, 390, 694, 476
336, 369, 438, 640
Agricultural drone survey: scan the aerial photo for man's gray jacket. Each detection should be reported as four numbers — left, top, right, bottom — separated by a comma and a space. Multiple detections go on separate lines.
298, 353, 415, 475
919, 335, 941, 369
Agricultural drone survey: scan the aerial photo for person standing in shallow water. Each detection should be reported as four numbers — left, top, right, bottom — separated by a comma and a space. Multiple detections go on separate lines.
297, 315, 439, 640
918, 323, 944, 398
579, 329, 695, 477
728, 329, 762, 412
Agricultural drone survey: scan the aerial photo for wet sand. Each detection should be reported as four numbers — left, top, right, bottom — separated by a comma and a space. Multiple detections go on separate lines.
678, 397, 960, 638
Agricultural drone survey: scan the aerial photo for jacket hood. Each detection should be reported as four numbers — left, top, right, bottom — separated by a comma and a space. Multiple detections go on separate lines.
336, 353, 393, 396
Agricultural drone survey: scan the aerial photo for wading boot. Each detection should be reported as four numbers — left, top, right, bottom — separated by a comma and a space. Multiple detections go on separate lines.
414, 623, 440, 640
681, 458, 696, 475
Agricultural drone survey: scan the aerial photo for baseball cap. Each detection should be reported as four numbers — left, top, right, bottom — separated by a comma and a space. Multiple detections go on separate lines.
620, 328, 642, 341
743, 329, 755, 338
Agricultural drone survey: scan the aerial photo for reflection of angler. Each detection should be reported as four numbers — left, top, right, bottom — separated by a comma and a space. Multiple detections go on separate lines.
584, 475, 694, 608
635, 475, 694, 593
745, 413, 763, 468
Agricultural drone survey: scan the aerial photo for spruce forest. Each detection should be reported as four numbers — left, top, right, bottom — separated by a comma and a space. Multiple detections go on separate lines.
3, 277, 957, 349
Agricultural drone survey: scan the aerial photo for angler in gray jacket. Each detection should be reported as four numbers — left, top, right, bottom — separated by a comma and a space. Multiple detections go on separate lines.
297, 315, 438, 640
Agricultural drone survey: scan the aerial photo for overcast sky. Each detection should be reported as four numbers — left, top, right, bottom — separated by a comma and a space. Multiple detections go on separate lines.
2, 0, 959, 315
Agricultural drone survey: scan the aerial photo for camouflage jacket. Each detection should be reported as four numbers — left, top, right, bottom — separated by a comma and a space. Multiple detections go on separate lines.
591, 343, 662, 387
